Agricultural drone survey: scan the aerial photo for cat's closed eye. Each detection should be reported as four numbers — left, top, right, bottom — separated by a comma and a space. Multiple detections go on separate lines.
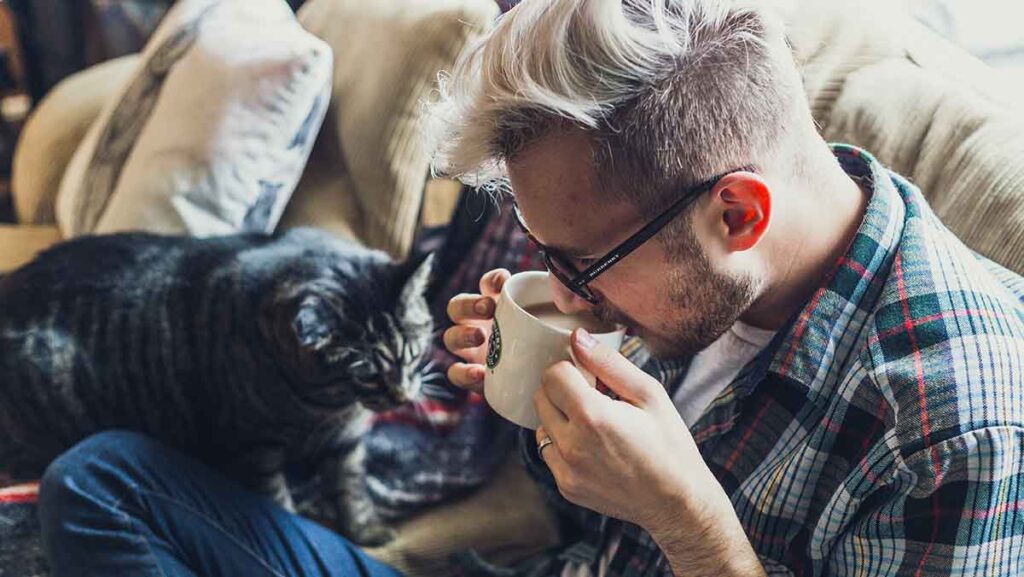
349, 359, 378, 383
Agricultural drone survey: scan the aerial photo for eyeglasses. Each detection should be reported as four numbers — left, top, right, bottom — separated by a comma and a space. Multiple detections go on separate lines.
513, 168, 751, 304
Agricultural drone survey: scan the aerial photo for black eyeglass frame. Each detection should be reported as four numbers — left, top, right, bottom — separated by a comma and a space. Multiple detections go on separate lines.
513, 167, 754, 304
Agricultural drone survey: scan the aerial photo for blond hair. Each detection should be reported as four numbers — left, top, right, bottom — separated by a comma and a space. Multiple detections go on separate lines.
426, 0, 813, 214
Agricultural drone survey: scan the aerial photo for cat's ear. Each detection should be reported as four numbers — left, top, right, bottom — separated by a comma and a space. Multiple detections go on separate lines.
291, 295, 334, 352
395, 253, 434, 330
261, 292, 335, 364
396, 252, 434, 306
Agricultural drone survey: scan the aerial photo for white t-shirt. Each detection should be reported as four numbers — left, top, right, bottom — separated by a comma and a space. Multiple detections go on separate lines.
671, 320, 777, 426
561, 320, 777, 577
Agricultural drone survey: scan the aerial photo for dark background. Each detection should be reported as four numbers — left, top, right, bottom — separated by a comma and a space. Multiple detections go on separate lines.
7, 0, 308, 104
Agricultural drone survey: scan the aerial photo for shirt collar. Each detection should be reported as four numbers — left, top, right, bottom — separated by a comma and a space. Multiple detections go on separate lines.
766, 145, 906, 388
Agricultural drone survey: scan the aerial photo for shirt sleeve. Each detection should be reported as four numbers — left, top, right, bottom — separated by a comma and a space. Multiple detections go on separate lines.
826, 426, 1024, 576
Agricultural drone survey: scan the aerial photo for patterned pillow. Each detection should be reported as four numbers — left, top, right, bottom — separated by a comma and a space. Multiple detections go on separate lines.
55, 0, 332, 238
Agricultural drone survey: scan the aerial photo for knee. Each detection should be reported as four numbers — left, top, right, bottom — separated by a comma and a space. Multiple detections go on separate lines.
41, 430, 158, 484
38, 431, 168, 567
39, 430, 159, 518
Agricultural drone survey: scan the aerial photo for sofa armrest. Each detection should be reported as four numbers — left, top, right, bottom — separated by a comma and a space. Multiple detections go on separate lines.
0, 225, 62, 272
12, 56, 139, 225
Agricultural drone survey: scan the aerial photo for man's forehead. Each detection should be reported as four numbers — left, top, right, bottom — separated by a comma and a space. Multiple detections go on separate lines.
507, 131, 639, 255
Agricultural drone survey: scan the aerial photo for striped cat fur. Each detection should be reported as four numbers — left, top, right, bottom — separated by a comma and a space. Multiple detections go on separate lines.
0, 227, 434, 545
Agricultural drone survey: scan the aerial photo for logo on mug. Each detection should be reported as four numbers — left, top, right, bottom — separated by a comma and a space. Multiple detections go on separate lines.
486, 318, 502, 370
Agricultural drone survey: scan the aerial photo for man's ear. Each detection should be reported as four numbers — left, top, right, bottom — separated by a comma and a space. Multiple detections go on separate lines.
712, 171, 771, 252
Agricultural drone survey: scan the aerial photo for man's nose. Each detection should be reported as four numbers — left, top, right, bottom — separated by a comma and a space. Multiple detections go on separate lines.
549, 274, 593, 314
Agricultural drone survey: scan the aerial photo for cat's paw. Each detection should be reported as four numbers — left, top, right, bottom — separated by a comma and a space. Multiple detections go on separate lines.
345, 520, 396, 547
272, 490, 297, 513
245, 471, 296, 513
335, 503, 396, 546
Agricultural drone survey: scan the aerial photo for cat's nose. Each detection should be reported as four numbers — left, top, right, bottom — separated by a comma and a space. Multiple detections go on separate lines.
384, 385, 409, 406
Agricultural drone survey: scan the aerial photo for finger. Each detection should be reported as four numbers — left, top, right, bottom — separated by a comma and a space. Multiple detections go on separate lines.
448, 343, 487, 366
540, 360, 604, 420
533, 413, 568, 475
571, 329, 663, 407
535, 425, 547, 445
442, 325, 486, 354
536, 418, 569, 475
534, 386, 570, 438
446, 293, 497, 323
480, 269, 511, 298
446, 363, 485, 393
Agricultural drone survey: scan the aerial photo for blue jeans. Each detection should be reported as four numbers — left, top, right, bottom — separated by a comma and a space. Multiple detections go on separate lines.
37, 431, 405, 577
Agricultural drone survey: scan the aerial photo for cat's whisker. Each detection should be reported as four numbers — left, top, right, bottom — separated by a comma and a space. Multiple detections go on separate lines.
420, 372, 448, 387
419, 371, 446, 385
419, 380, 461, 405
419, 359, 438, 374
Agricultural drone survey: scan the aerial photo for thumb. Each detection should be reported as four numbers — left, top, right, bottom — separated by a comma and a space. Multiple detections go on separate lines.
571, 328, 661, 407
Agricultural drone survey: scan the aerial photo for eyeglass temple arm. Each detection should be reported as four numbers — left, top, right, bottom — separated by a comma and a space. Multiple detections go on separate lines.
570, 166, 755, 288
570, 192, 696, 287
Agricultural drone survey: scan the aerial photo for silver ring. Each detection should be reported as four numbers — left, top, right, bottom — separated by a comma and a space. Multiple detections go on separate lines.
537, 435, 554, 456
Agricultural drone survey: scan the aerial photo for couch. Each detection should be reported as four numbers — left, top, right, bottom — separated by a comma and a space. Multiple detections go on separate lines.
1, 0, 1022, 575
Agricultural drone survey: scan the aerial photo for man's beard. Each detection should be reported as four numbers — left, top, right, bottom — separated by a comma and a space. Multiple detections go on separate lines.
594, 251, 758, 360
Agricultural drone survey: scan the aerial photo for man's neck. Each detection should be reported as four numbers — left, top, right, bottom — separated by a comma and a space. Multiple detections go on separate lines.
740, 164, 869, 330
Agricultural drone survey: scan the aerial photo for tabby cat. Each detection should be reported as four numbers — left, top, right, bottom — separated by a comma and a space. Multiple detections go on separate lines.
0, 227, 434, 545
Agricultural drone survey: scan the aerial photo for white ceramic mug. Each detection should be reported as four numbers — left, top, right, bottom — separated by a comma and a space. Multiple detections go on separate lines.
483, 271, 626, 429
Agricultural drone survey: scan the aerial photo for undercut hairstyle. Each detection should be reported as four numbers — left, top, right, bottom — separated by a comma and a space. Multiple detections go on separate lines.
426, 0, 818, 220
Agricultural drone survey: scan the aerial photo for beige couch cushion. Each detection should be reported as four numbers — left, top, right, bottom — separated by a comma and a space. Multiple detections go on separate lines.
774, 0, 908, 123
782, 0, 1024, 274
12, 56, 139, 225
278, 131, 363, 241
821, 60, 1024, 270
778, 0, 1022, 122
297, 0, 498, 258
0, 225, 61, 272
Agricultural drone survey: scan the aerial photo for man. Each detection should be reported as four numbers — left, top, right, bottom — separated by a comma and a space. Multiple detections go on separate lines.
436, 0, 1024, 575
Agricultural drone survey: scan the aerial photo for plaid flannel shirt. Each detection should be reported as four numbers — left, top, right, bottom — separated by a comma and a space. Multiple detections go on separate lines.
517, 145, 1024, 577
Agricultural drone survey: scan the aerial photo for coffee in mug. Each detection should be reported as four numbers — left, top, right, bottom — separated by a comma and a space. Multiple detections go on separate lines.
521, 302, 613, 333
484, 271, 626, 429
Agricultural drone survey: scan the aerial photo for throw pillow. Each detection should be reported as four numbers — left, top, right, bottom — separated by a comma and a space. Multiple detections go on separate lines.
56, 0, 332, 238
296, 0, 498, 258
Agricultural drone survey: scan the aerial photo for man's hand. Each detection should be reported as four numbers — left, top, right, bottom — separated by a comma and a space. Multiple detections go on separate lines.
442, 269, 511, 393
534, 329, 766, 577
